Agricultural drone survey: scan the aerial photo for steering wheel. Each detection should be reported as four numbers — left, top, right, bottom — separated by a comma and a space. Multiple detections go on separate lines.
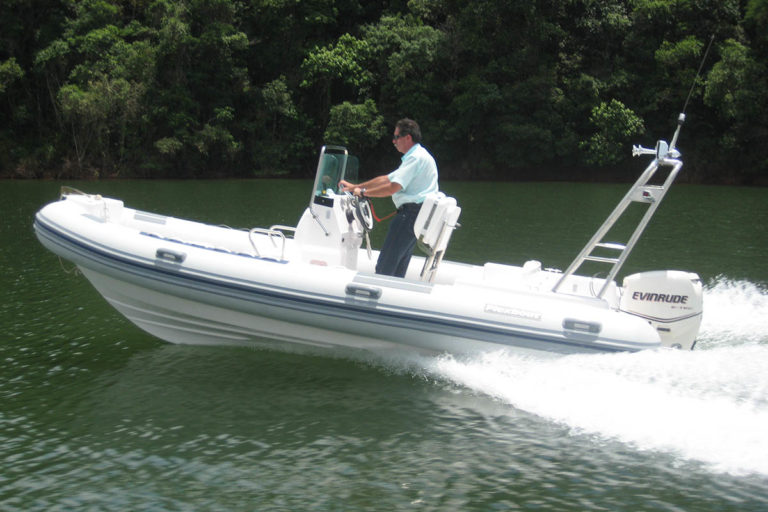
353, 196, 374, 232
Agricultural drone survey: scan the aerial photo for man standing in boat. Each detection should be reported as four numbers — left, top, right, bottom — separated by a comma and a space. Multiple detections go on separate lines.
339, 118, 439, 278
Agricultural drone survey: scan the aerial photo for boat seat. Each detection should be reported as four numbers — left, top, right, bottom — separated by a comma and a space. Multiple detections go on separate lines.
413, 192, 461, 282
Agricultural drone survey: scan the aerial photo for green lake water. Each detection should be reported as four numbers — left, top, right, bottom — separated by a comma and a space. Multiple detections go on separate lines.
2, 179, 767, 511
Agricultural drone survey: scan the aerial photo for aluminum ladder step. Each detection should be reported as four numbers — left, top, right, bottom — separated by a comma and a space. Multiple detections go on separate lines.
552, 154, 684, 298
594, 242, 626, 251
584, 255, 621, 264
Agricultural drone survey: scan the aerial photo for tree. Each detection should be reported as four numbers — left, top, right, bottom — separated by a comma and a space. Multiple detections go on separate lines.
33, 0, 154, 175
704, 39, 768, 182
0, 0, 766, 181
58, 74, 143, 175
300, 33, 373, 129
324, 99, 386, 152
580, 99, 645, 166
247, 76, 307, 176
0, 57, 24, 94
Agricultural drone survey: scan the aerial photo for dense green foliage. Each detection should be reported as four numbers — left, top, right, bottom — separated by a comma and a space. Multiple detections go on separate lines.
1, 0, 766, 182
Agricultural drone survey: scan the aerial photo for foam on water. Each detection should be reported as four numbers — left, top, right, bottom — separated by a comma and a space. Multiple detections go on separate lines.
697, 277, 768, 348
418, 278, 768, 476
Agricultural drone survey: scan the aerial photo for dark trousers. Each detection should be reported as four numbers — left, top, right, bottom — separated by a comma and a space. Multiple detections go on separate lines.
375, 203, 420, 278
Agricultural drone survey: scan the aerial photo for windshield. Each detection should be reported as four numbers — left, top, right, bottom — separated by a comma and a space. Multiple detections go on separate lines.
311, 146, 358, 204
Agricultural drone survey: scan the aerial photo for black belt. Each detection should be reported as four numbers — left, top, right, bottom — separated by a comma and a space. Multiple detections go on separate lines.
397, 202, 421, 213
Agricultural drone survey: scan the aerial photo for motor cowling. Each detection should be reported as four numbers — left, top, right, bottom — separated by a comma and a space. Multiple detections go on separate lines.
619, 270, 703, 350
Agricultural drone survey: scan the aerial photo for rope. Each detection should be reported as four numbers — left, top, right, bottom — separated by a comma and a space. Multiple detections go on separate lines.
58, 256, 81, 275
369, 201, 396, 223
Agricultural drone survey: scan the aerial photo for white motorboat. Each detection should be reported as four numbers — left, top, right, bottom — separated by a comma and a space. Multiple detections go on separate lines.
34, 114, 703, 356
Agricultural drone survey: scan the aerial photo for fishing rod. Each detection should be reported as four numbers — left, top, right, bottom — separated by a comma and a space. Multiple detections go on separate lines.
666, 34, 716, 155
682, 34, 716, 116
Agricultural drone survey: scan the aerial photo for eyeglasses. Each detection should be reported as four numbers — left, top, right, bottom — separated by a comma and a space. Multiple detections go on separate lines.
392, 133, 406, 141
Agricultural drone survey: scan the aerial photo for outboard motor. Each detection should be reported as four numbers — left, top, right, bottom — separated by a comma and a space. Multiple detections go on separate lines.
619, 270, 703, 350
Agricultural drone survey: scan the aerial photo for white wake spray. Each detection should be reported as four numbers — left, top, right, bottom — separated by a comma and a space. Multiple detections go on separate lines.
697, 277, 768, 348
415, 278, 768, 476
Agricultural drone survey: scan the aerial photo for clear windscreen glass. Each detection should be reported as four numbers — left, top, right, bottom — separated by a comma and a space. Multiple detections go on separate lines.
312, 149, 359, 200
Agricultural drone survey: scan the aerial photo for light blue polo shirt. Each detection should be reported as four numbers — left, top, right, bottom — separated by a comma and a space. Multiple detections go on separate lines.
387, 143, 439, 208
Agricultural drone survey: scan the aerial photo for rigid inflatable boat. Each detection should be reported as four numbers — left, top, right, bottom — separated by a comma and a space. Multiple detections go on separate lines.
34, 114, 703, 356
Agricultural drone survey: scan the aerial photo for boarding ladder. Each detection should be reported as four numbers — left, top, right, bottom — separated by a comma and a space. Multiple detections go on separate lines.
552, 114, 687, 299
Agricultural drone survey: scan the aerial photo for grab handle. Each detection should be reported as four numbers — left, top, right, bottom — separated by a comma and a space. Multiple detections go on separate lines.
345, 284, 381, 300
156, 248, 186, 263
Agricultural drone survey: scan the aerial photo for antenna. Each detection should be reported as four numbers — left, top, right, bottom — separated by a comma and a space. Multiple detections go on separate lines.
682, 34, 715, 115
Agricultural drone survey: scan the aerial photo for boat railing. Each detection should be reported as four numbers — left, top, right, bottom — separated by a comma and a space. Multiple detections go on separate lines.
249, 225, 295, 261
60, 186, 89, 199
